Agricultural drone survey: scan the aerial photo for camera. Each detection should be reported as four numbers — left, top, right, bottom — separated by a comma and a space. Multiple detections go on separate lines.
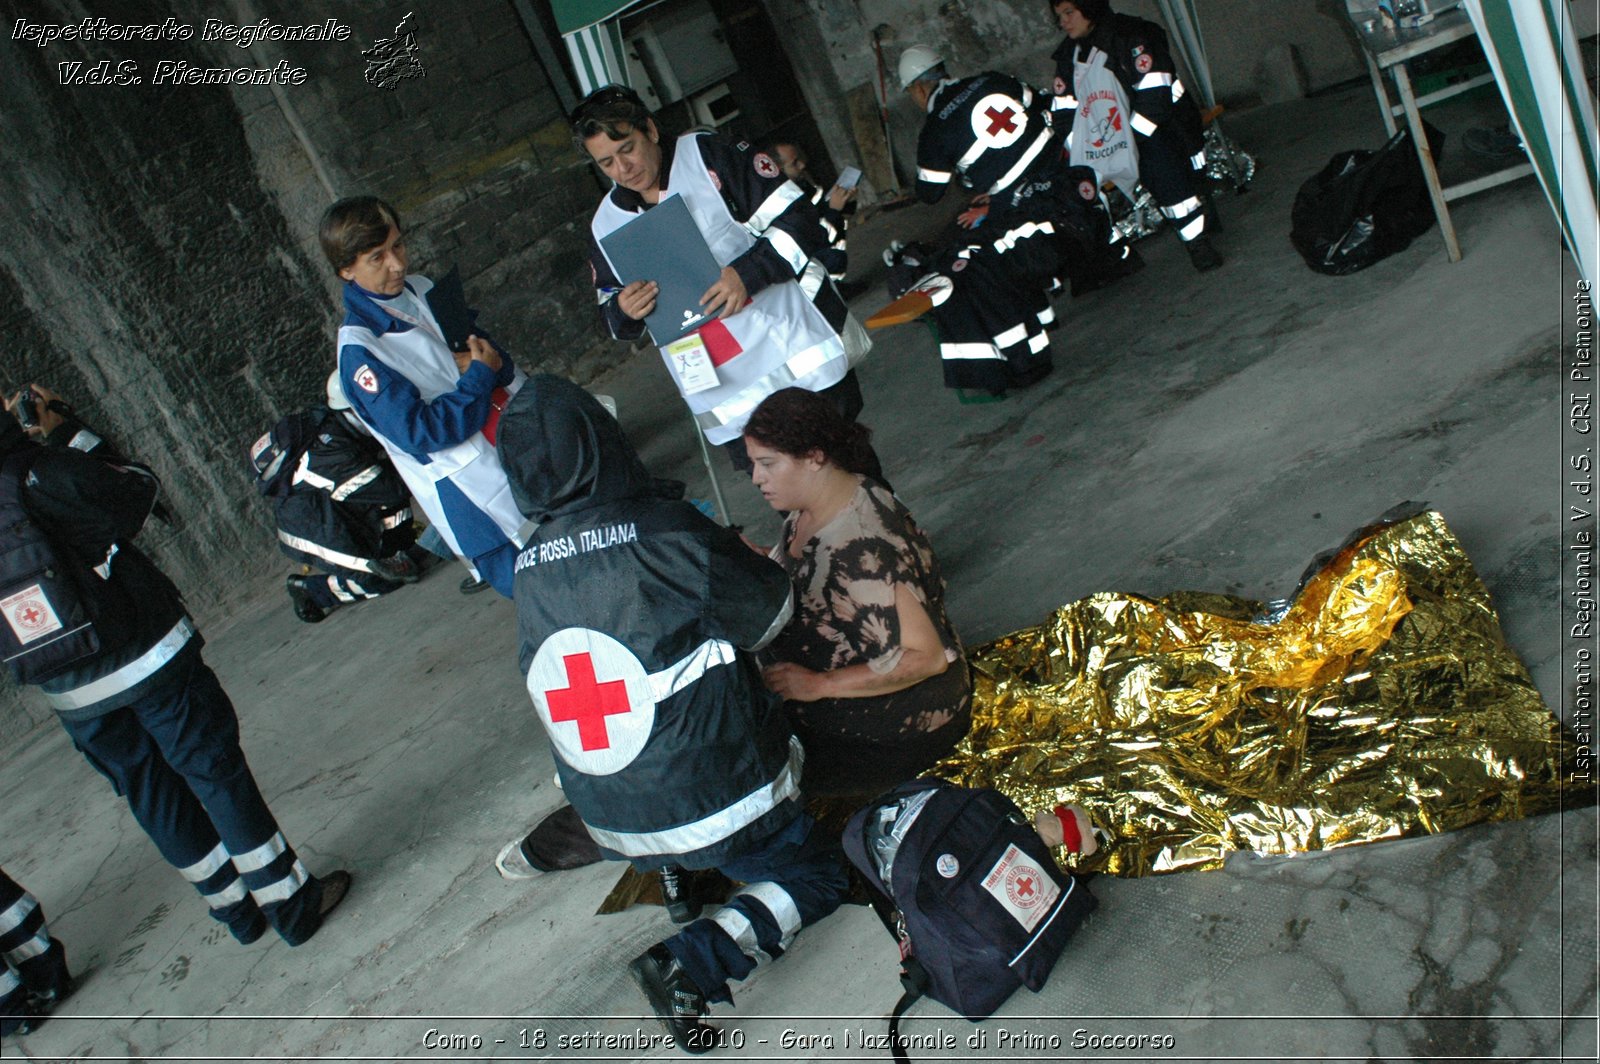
13, 388, 41, 430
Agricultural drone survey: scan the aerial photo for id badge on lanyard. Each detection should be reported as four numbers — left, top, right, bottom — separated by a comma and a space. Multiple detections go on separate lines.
666, 333, 721, 394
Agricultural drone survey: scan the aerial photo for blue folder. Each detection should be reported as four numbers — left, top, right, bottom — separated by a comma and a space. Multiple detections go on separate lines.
599, 194, 723, 346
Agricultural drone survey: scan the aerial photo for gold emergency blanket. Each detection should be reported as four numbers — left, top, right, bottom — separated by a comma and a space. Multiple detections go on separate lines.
937, 509, 1590, 876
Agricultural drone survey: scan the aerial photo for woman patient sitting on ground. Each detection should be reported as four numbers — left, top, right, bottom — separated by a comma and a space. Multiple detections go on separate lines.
743, 388, 972, 799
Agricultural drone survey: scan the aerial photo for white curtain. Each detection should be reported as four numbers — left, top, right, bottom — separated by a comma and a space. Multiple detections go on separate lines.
1464, 0, 1599, 283
1155, 0, 1217, 109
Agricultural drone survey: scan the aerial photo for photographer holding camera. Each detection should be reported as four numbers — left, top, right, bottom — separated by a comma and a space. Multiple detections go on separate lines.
4, 384, 96, 452
2, 383, 351, 949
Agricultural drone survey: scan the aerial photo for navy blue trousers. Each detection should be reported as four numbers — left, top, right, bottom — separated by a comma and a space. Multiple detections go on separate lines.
60, 659, 326, 946
1137, 129, 1208, 240
664, 813, 848, 1004
0, 869, 71, 1032
297, 570, 404, 610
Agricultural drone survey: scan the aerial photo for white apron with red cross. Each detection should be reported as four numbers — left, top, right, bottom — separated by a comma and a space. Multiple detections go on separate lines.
590, 134, 848, 445
1070, 47, 1140, 196
338, 275, 526, 559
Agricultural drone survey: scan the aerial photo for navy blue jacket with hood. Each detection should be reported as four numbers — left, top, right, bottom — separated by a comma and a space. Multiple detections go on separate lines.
497, 375, 799, 869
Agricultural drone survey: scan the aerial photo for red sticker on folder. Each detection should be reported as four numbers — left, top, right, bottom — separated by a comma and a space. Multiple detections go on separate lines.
696, 319, 744, 366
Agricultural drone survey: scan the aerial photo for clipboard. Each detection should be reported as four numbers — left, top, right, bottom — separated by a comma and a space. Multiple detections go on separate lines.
599, 195, 722, 346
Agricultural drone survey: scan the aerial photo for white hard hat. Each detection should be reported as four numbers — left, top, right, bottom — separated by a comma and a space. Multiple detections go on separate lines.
898, 45, 943, 89
326, 369, 350, 411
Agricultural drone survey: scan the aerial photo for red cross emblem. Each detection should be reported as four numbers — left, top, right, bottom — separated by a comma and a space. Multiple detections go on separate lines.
546, 653, 631, 751
529, 627, 654, 774
4, 586, 61, 643
984, 105, 1018, 136
1003, 857, 1047, 909
986, 845, 1060, 930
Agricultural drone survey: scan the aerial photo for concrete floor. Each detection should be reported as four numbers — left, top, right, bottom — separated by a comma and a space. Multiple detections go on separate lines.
1, 85, 1595, 1062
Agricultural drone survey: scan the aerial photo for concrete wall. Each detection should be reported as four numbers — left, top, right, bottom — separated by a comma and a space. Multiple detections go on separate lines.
769, 0, 1366, 192
0, 0, 619, 740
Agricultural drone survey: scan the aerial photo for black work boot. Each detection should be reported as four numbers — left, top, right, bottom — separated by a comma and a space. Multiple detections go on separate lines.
369, 553, 421, 584
659, 865, 702, 925
26, 939, 75, 1007
1072, 244, 1143, 296
1185, 235, 1224, 272
630, 943, 712, 1054
10, 938, 74, 1035
285, 575, 328, 623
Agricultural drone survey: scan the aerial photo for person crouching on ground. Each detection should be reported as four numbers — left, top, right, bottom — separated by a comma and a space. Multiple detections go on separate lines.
250, 372, 421, 624
495, 375, 848, 1053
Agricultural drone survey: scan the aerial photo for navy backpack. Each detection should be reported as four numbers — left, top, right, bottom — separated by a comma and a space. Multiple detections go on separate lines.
843, 779, 1097, 1061
0, 448, 116, 683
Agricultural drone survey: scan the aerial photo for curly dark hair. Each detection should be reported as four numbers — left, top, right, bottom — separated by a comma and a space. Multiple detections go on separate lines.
742, 388, 876, 475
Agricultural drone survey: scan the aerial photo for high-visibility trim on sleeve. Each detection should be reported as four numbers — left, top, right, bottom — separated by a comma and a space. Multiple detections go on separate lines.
743, 181, 805, 235
765, 227, 810, 275
330, 465, 384, 501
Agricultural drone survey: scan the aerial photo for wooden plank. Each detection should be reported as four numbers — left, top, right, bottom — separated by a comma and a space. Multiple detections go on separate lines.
846, 81, 897, 197
866, 290, 933, 328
